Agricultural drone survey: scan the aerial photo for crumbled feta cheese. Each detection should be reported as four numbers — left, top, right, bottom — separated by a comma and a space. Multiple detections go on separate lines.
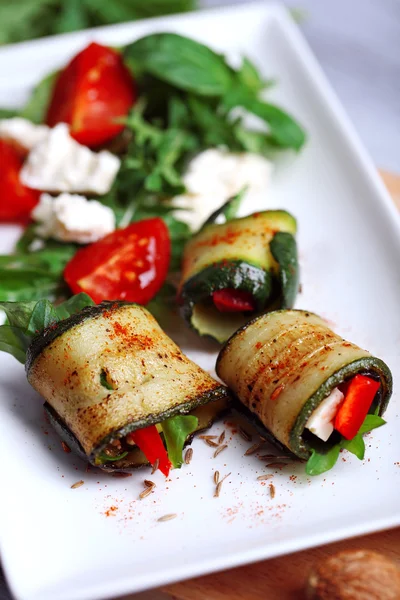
172, 149, 273, 230
32, 193, 116, 243
0, 118, 49, 152
20, 123, 120, 195
306, 388, 345, 442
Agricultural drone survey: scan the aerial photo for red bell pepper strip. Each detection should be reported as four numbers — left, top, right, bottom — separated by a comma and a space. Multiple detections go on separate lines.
126, 425, 171, 476
212, 288, 256, 313
334, 374, 380, 440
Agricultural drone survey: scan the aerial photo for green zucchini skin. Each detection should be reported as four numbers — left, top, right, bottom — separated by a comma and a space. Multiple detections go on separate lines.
178, 211, 299, 343
216, 309, 393, 461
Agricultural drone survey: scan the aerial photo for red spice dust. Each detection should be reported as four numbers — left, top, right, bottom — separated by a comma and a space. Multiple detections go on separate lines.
104, 506, 118, 517
61, 441, 71, 453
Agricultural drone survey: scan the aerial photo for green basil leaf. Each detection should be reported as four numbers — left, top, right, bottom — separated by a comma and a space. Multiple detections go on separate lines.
235, 57, 267, 95
161, 414, 198, 468
305, 444, 340, 476
124, 33, 232, 97
341, 434, 365, 460
358, 414, 386, 435
54, 293, 94, 320
26, 299, 59, 336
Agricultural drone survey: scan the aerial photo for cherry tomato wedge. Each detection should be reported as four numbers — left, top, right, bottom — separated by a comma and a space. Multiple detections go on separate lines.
0, 140, 40, 223
64, 218, 170, 304
334, 374, 381, 440
46, 42, 136, 147
126, 426, 171, 477
212, 288, 256, 313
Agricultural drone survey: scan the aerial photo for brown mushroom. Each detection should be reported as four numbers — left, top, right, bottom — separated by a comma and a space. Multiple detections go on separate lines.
306, 549, 400, 600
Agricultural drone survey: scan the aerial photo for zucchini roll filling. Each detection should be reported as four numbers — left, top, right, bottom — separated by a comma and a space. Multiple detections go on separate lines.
26, 302, 230, 474
178, 210, 299, 343
216, 310, 392, 473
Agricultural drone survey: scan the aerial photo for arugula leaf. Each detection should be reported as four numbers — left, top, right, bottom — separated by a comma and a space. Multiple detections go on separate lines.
0, 325, 28, 364
306, 412, 387, 475
235, 57, 271, 95
124, 33, 232, 97
341, 434, 365, 460
305, 444, 340, 476
161, 414, 198, 468
200, 187, 247, 230
54, 293, 94, 320
19, 71, 58, 124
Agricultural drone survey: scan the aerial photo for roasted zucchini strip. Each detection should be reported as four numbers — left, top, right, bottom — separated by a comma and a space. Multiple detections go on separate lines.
216, 310, 392, 459
27, 302, 229, 467
178, 210, 299, 343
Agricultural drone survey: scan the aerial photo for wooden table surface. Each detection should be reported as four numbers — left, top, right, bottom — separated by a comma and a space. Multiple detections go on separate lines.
124, 170, 400, 600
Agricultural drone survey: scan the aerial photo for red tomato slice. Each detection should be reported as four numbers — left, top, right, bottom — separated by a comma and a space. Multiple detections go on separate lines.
46, 42, 136, 147
212, 288, 256, 313
64, 218, 170, 304
0, 140, 40, 223
334, 374, 381, 440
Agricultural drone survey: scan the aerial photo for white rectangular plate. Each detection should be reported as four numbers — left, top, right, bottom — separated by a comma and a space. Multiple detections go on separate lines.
0, 3, 399, 600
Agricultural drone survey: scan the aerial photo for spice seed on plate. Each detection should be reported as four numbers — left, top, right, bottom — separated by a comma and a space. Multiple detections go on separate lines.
244, 442, 262, 456
239, 427, 252, 442
257, 474, 273, 481
214, 444, 228, 458
266, 462, 288, 469
218, 430, 226, 444
199, 435, 218, 440
71, 480, 84, 489
151, 458, 159, 474
269, 484, 276, 498
205, 439, 219, 448
259, 454, 290, 461
214, 481, 222, 498
139, 487, 153, 500
184, 448, 193, 464
144, 479, 155, 488
157, 513, 177, 522
214, 470, 220, 485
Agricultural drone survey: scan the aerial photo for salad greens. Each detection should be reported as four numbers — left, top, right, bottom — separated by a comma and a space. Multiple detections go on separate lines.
0, 293, 94, 363
161, 414, 199, 468
0, 0, 196, 46
305, 414, 386, 476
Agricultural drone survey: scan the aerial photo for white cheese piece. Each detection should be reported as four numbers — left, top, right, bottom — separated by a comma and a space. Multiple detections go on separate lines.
0, 117, 49, 152
172, 149, 273, 230
20, 123, 120, 195
305, 387, 345, 442
32, 193, 116, 244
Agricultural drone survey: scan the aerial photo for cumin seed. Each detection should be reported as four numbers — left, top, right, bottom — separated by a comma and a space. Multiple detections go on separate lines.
266, 462, 288, 469
218, 431, 226, 444
257, 474, 273, 481
144, 479, 155, 488
184, 448, 193, 464
214, 470, 220, 485
199, 435, 218, 440
71, 480, 84, 489
214, 444, 228, 458
151, 458, 159, 474
259, 454, 290, 461
214, 481, 222, 498
205, 439, 219, 448
239, 427, 252, 442
139, 487, 153, 500
244, 442, 262, 456
157, 513, 177, 522
269, 483, 276, 498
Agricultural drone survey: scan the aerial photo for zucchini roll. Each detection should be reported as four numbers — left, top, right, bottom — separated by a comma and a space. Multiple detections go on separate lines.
216, 310, 392, 471
26, 302, 229, 473
178, 210, 299, 343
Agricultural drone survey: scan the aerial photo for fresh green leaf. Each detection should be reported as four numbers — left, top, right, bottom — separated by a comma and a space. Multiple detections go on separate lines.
270, 231, 299, 308
146, 282, 177, 324
54, 293, 94, 320
305, 444, 340, 476
0, 107, 19, 118
0, 325, 28, 364
200, 188, 247, 230
20, 71, 58, 124
99, 369, 114, 391
124, 33, 232, 97
26, 299, 59, 335
97, 451, 128, 463
161, 414, 198, 468
358, 414, 386, 435
0, 268, 64, 302
235, 57, 267, 95
341, 434, 365, 460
